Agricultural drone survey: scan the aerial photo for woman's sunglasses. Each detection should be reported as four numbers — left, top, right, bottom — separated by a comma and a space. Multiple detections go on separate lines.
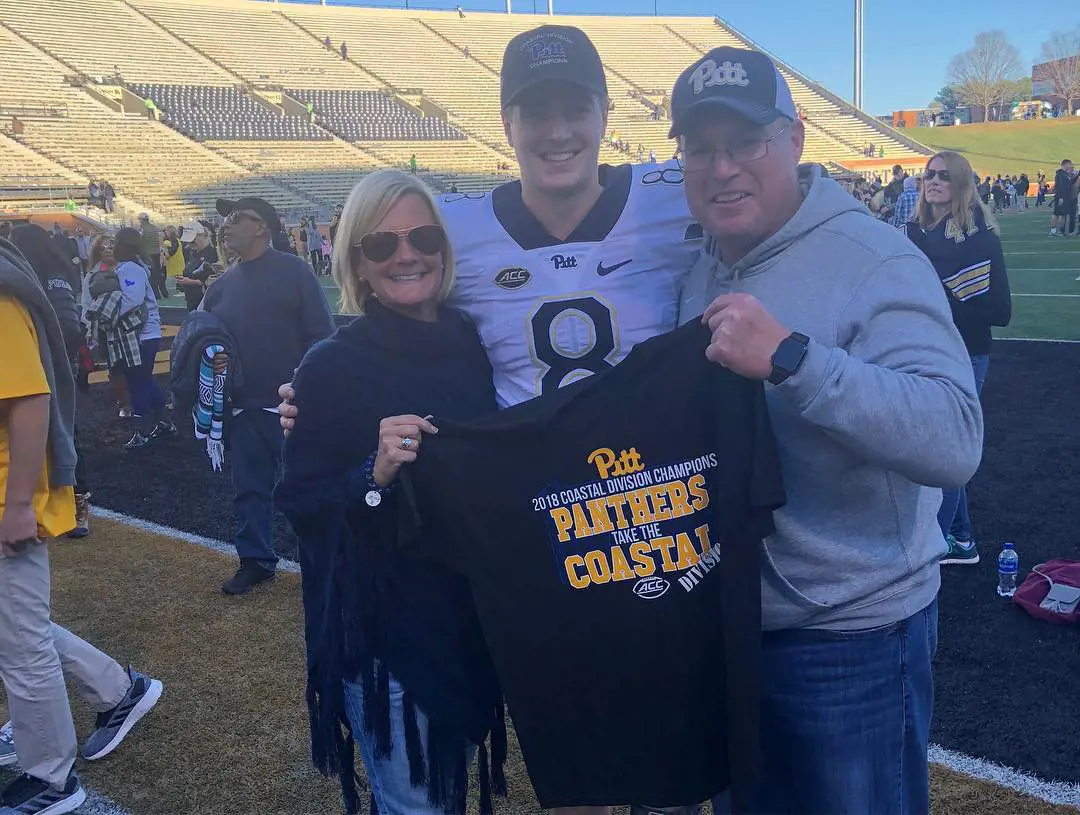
924, 169, 951, 182
354, 224, 445, 263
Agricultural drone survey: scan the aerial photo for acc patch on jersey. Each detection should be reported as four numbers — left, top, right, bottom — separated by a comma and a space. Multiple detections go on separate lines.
493, 266, 532, 290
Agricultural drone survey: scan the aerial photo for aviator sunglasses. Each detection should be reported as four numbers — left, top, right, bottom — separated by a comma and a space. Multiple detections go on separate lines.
924, 168, 951, 182
354, 224, 446, 263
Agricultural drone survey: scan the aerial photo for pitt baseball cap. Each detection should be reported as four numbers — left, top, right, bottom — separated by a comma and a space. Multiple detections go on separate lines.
500, 25, 608, 109
669, 47, 797, 138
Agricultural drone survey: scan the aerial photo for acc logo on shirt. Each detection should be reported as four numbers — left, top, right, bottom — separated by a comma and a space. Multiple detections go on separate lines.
493, 266, 531, 290
633, 576, 670, 600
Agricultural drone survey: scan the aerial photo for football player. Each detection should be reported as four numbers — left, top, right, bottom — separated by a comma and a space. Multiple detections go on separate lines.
280, 25, 705, 815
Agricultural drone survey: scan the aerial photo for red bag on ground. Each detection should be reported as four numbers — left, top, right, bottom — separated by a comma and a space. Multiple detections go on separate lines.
1013, 559, 1080, 625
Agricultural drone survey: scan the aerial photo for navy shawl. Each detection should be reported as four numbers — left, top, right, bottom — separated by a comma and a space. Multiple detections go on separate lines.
273, 297, 506, 814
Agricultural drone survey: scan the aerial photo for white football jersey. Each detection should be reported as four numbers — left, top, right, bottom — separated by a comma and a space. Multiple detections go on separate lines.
440, 160, 702, 409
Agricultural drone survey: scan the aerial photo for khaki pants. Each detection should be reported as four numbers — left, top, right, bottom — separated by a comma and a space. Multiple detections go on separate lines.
0, 541, 129, 787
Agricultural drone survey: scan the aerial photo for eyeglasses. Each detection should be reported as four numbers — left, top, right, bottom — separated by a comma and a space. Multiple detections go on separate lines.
924, 169, 951, 182
676, 125, 790, 172
223, 211, 263, 226
353, 224, 446, 263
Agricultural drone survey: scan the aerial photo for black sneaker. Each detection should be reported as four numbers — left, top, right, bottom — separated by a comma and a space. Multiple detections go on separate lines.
0, 771, 86, 815
123, 431, 151, 450
223, 561, 276, 595
148, 420, 177, 440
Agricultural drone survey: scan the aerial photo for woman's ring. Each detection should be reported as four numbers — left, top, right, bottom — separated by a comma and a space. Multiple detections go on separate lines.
401, 437, 414, 449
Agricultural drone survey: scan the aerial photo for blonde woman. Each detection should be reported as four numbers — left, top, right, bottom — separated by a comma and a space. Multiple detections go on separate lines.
273, 169, 506, 815
906, 151, 1012, 565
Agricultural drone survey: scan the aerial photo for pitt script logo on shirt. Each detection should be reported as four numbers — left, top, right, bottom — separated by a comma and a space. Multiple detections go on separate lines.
532, 446, 723, 597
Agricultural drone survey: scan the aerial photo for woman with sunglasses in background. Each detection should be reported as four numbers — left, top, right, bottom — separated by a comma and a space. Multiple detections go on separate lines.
906, 151, 1012, 567
273, 169, 506, 815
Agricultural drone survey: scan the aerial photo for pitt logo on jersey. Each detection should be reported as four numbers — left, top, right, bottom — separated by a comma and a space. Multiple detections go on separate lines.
551, 254, 578, 270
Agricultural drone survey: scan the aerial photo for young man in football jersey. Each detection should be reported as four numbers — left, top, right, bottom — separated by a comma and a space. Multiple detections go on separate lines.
279, 23, 706, 815
672, 47, 983, 813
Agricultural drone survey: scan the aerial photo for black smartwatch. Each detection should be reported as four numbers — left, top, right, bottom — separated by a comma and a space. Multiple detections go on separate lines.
768, 331, 810, 385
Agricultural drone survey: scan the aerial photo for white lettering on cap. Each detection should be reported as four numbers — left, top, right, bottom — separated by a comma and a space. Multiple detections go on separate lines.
688, 59, 750, 94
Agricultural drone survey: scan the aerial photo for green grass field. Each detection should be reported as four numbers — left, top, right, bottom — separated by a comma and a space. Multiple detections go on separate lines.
908, 118, 1080, 180
159, 206, 1079, 342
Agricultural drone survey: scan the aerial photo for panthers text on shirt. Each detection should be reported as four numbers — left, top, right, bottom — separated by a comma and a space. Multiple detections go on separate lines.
439, 159, 702, 409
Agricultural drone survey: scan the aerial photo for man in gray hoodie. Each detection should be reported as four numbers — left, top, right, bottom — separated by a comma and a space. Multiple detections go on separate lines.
671, 49, 983, 813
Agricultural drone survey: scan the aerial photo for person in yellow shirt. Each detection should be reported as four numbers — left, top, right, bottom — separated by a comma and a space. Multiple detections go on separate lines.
0, 240, 163, 815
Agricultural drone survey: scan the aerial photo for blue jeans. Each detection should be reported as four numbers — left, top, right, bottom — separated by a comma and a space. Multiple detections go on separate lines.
229, 409, 282, 571
122, 337, 165, 427
714, 599, 938, 814
938, 354, 990, 540
344, 672, 477, 815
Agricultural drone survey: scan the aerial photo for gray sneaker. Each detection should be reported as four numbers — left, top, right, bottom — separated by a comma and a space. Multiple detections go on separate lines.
0, 721, 15, 767
80, 666, 163, 761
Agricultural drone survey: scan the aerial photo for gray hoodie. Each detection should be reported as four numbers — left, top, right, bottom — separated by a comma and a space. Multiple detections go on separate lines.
0, 239, 77, 488
679, 167, 983, 631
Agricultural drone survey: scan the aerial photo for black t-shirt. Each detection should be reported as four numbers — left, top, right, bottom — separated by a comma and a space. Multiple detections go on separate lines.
407, 320, 786, 809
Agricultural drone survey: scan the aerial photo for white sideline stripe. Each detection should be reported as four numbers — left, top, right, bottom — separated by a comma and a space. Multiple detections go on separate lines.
89, 507, 302, 574
996, 337, 1080, 343
1008, 268, 1080, 272
89, 512, 1080, 807
929, 744, 1080, 808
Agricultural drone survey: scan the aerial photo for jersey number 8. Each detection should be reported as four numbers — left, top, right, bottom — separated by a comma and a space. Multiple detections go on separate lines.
530, 296, 617, 394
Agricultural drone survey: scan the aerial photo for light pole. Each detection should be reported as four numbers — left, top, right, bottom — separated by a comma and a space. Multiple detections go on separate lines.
853, 0, 863, 110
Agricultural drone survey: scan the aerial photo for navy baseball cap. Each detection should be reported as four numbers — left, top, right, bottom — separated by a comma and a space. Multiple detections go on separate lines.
669, 47, 797, 138
500, 25, 608, 109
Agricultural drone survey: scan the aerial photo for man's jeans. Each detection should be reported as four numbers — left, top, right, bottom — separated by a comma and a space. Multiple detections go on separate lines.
714, 599, 938, 815
230, 409, 283, 572
939, 354, 990, 540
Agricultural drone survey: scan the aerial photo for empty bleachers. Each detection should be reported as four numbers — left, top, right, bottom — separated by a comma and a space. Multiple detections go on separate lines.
0, 24, 315, 222
129, 83, 330, 142
287, 89, 464, 142
205, 139, 379, 208
131, 0, 380, 90
1, 0, 932, 220
0, 0, 230, 86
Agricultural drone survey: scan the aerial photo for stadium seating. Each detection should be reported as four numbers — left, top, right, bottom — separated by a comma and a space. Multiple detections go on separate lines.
131, 0, 378, 90
288, 89, 464, 141
128, 83, 330, 142
205, 139, 379, 208
0, 0, 230, 86
0, 25, 316, 223
0, 0, 932, 223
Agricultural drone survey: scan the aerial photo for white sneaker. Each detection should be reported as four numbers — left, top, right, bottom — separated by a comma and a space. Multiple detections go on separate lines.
0, 720, 16, 767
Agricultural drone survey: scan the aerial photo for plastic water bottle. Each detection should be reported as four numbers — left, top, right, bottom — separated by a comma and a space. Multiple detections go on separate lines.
997, 542, 1018, 597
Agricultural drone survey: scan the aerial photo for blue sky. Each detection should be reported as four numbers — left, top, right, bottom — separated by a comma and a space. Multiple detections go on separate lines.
279, 0, 1061, 114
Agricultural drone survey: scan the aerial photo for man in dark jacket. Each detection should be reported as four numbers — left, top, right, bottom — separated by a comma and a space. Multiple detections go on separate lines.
201, 197, 333, 595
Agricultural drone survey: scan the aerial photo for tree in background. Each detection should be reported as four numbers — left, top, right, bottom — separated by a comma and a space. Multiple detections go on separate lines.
932, 85, 961, 110
1038, 30, 1080, 115
947, 31, 1022, 120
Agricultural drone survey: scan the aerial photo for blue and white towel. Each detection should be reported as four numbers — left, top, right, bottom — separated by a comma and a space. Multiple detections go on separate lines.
194, 343, 226, 471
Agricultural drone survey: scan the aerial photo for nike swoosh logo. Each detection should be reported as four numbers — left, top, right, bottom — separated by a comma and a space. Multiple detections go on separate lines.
597, 259, 632, 276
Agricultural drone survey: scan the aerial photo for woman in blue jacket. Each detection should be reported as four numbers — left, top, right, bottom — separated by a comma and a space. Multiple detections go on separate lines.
907, 150, 1012, 566
273, 170, 505, 815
